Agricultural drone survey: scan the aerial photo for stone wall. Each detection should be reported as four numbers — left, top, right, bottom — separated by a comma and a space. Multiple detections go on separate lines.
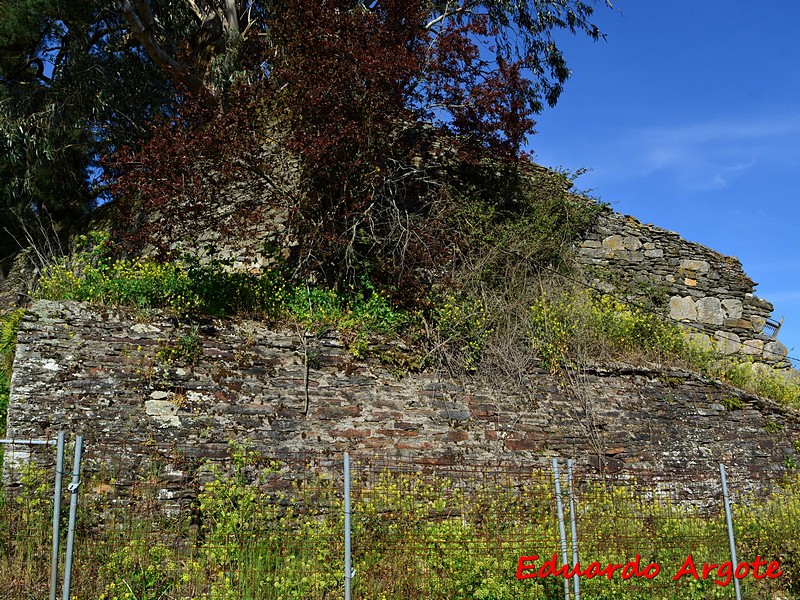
118, 184, 791, 367
4, 300, 799, 497
0, 249, 37, 308
577, 210, 788, 365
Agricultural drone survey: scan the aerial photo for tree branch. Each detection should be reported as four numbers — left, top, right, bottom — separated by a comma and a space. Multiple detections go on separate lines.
133, 0, 155, 30
184, 0, 206, 22
115, 0, 205, 93
424, 0, 477, 31
224, 0, 240, 37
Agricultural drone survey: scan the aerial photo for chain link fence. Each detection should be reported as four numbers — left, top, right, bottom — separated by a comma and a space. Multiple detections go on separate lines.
1, 437, 797, 599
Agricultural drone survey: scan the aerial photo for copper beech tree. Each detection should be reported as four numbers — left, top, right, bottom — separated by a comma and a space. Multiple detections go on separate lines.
108, 0, 611, 292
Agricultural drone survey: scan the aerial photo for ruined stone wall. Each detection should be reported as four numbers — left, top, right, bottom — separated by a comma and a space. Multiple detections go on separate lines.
4, 300, 799, 496
0, 249, 37, 308
577, 210, 787, 365
120, 189, 791, 367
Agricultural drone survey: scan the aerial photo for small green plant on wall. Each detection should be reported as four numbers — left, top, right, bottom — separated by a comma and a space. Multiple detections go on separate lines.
721, 396, 746, 411
764, 420, 784, 434
156, 325, 202, 366
0, 310, 25, 439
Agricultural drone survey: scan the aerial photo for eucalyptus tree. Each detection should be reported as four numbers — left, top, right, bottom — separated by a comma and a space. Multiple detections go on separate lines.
0, 0, 172, 261
1, 0, 613, 285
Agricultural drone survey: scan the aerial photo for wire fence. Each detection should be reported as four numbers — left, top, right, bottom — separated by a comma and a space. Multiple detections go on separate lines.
1, 436, 798, 599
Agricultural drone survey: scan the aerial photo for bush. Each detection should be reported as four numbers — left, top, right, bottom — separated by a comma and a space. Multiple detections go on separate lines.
35, 235, 419, 361
527, 286, 708, 373
0, 309, 24, 437
718, 361, 800, 410
736, 475, 800, 595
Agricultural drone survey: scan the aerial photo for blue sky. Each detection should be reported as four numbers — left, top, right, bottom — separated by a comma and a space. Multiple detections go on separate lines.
529, 1, 800, 365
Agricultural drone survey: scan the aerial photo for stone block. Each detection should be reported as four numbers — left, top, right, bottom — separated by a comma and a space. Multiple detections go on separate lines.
504, 437, 541, 451
721, 299, 743, 320
447, 430, 469, 442
724, 318, 752, 330
375, 428, 418, 438
669, 296, 697, 321
741, 339, 764, 355
329, 428, 372, 438
750, 316, 766, 333
624, 236, 642, 251
763, 341, 788, 363
679, 259, 710, 274
744, 294, 774, 311
714, 331, 741, 355
644, 249, 664, 258
696, 297, 724, 325
602, 234, 625, 250
144, 400, 180, 427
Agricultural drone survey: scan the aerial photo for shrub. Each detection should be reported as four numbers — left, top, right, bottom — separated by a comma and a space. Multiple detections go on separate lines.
0, 309, 24, 437
718, 361, 800, 410
35, 236, 420, 361
736, 475, 800, 595
527, 287, 706, 373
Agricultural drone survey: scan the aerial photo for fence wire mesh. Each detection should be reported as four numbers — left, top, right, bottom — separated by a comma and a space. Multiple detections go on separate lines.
0, 439, 797, 599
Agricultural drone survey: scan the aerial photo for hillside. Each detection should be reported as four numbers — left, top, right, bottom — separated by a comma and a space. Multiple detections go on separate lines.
2, 160, 799, 485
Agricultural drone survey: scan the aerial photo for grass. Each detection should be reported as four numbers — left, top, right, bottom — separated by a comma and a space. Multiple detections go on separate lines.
0, 446, 797, 599
0, 309, 25, 444
33, 232, 800, 409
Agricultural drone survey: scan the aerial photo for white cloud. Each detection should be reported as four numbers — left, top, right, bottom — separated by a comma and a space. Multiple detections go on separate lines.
595, 114, 800, 190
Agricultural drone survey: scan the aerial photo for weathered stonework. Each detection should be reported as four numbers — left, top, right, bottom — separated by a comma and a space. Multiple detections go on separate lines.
122, 191, 791, 366
0, 248, 37, 308
4, 301, 798, 497
577, 210, 788, 364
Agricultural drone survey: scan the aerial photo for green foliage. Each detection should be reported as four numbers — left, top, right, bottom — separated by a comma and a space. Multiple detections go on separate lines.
454, 167, 603, 280
36, 235, 418, 360
432, 293, 492, 372
35, 233, 287, 317
156, 326, 202, 366
527, 287, 703, 372
523, 284, 800, 409
736, 476, 800, 594
98, 540, 178, 600
432, 167, 603, 381
2, 452, 799, 599
0, 309, 23, 372
0, 309, 24, 437
720, 396, 746, 411
0, 0, 174, 262
717, 360, 800, 409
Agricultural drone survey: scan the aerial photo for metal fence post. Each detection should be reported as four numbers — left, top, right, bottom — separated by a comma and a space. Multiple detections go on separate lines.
719, 463, 742, 600
50, 432, 66, 600
567, 459, 581, 600
61, 435, 83, 600
344, 451, 353, 600
552, 458, 571, 600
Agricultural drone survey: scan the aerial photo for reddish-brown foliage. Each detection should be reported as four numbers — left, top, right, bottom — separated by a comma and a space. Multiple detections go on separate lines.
104, 63, 272, 257
106, 1, 601, 297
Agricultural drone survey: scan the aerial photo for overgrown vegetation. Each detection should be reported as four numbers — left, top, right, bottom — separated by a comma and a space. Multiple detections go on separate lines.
0, 309, 24, 438
35, 168, 600, 368
0, 445, 797, 599
35, 232, 418, 359
522, 283, 800, 410
34, 199, 800, 412
719, 361, 800, 409
2, 0, 614, 299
